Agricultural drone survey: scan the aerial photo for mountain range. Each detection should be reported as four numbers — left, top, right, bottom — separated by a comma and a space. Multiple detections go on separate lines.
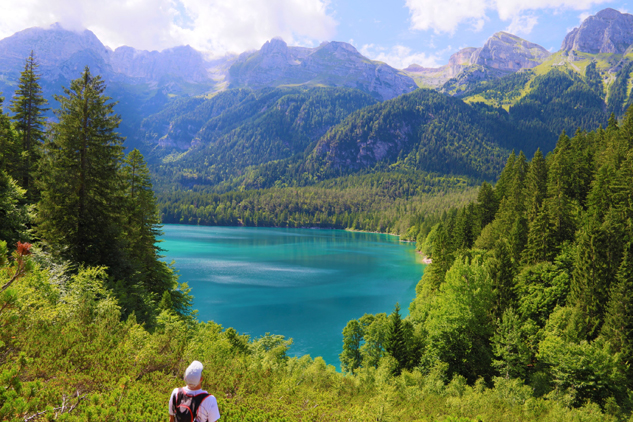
1, 8, 632, 191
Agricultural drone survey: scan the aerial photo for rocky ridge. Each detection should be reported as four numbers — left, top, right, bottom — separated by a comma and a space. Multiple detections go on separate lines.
228, 38, 417, 101
562, 8, 633, 54
404, 32, 550, 94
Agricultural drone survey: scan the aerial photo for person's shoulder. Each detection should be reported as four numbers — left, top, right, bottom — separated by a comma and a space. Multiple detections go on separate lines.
201, 394, 218, 405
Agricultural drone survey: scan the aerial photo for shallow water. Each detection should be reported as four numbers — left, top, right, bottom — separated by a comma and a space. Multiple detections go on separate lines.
160, 225, 424, 369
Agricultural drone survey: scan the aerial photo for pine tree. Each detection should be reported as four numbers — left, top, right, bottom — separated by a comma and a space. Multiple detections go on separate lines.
477, 181, 497, 228
523, 204, 553, 264
10, 51, 48, 202
0, 96, 18, 178
494, 151, 517, 204
523, 149, 548, 224
385, 303, 408, 375
600, 243, 633, 386
37, 67, 124, 271
121, 148, 180, 312
121, 150, 162, 269
488, 238, 516, 320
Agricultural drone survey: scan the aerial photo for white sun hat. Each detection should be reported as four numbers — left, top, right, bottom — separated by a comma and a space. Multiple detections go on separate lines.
184, 360, 203, 388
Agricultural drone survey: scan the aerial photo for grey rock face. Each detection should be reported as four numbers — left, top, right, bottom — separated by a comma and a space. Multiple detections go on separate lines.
562, 8, 633, 54
229, 39, 417, 100
0, 23, 113, 79
471, 32, 550, 71
405, 32, 549, 95
110, 45, 211, 83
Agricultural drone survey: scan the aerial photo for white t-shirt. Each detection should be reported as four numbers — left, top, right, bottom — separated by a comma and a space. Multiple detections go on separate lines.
169, 387, 220, 422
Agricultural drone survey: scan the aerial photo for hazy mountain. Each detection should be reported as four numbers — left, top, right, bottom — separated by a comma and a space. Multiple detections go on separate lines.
228, 38, 417, 101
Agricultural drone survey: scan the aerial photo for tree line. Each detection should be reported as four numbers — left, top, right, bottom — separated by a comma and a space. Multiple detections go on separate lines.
0, 52, 190, 326
340, 113, 633, 417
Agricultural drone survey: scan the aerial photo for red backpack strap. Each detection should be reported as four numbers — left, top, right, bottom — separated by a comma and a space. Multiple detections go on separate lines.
191, 393, 210, 419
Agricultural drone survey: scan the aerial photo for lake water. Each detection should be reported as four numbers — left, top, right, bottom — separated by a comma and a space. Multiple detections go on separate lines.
160, 225, 424, 369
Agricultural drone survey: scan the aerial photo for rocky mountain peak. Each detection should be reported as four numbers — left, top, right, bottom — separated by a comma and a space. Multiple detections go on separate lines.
228, 38, 416, 100
562, 8, 633, 54
0, 23, 110, 68
261, 38, 288, 54
471, 31, 550, 71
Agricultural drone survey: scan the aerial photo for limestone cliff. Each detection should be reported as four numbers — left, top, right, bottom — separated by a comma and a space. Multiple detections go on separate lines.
228, 39, 417, 101
562, 8, 633, 54
404, 32, 549, 94
471, 32, 550, 71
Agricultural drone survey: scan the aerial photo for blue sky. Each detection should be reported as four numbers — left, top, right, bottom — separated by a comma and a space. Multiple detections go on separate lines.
0, 0, 629, 69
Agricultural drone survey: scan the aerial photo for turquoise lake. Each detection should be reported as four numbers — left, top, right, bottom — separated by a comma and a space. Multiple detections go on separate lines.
160, 225, 424, 369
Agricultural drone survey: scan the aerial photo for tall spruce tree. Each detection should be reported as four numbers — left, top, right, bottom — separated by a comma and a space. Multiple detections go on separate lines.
385, 303, 408, 375
120, 148, 179, 308
523, 149, 548, 225
601, 243, 633, 386
0, 96, 18, 178
10, 51, 48, 202
37, 67, 124, 272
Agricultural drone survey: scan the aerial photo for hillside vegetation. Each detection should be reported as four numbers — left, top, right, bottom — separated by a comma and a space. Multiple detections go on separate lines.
0, 51, 631, 421
350, 111, 633, 420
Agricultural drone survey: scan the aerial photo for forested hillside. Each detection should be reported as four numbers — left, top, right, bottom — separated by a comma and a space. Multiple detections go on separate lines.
145, 87, 377, 188
336, 111, 633, 419
0, 49, 631, 421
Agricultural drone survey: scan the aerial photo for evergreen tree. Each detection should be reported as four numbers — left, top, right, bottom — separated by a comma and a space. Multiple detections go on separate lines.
494, 151, 517, 203
545, 132, 578, 250
10, 51, 48, 202
523, 204, 553, 264
0, 171, 30, 247
488, 238, 516, 320
121, 149, 172, 296
385, 303, 408, 375
572, 213, 624, 338
523, 149, 548, 224
37, 67, 124, 272
601, 243, 633, 387
492, 308, 531, 380
0, 96, 18, 178
477, 181, 497, 228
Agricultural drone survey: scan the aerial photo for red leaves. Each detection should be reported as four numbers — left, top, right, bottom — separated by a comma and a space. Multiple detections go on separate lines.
16, 242, 32, 257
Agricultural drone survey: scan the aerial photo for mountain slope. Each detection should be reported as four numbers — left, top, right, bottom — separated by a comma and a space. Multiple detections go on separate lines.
229, 38, 417, 100
143, 87, 379, 187
306, 89, 542, 180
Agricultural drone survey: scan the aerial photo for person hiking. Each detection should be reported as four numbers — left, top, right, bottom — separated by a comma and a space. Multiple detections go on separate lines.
169, 361, 221, 422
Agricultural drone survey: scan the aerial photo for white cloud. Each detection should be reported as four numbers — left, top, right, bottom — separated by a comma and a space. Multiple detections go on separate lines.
505, 14, 539, 35
360, 44, 442, 69
578, 11, 592, 23
404, 0, 488, 34
0, 0, 337, 55
405, 0, 613, 35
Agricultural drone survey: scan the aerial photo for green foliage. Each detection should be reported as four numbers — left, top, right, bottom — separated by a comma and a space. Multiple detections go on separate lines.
509, 68, 608, 138
37, 66, 125, 271
401, 107, 633, 414
158, 170, 478, 236
607, 61, 633, 117
147, 87, 377, 189
385, 303, 408, 375
9, 51, 48, 202
539, 307, 627, 407
0, 172, 31, 247
492, 308, 534, 380
420, 256, 494, 383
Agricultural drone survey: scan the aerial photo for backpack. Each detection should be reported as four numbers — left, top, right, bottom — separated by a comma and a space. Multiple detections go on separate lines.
172, 388, 211, 422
